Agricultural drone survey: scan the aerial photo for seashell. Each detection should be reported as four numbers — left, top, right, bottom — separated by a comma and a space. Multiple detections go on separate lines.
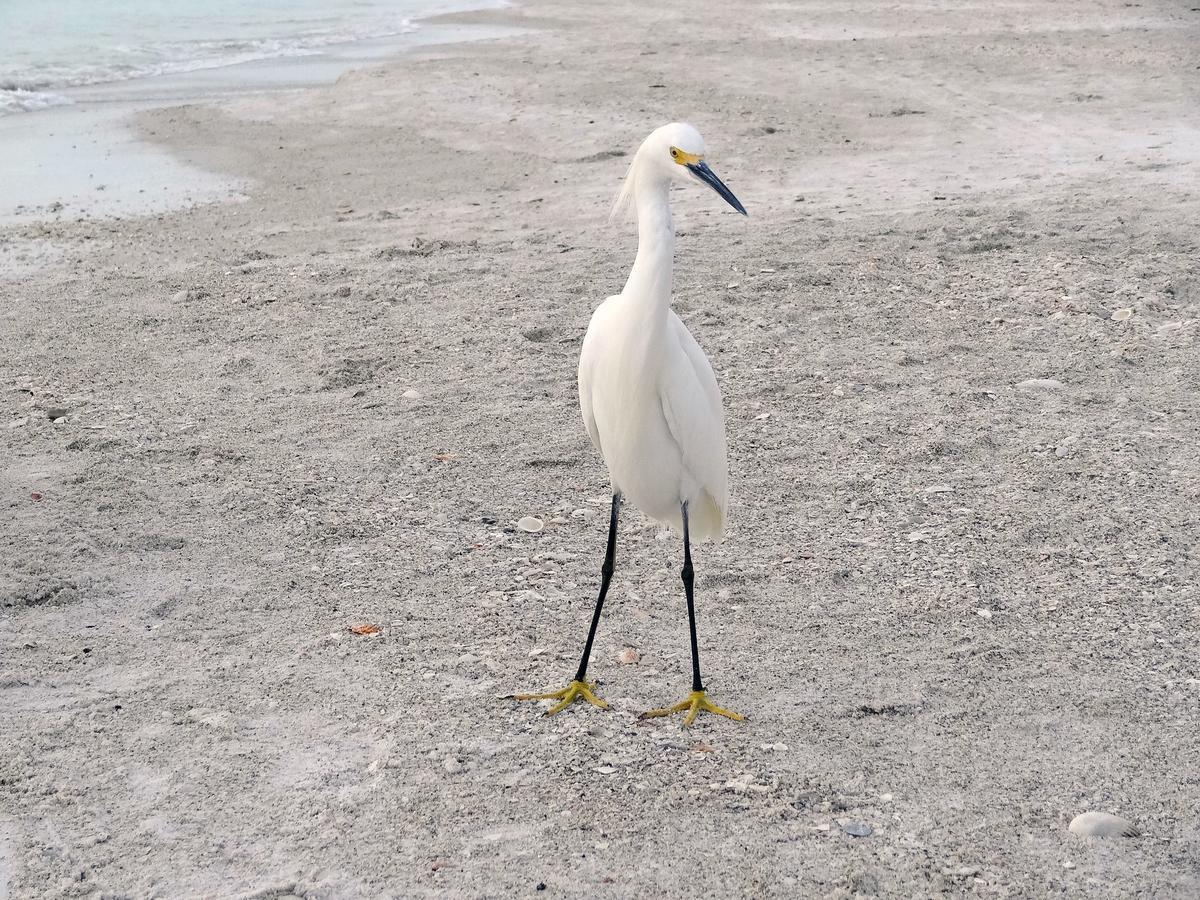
1068, 811, 1139, 837
841, 821, 873, 837
1111, 307, 1133, 321
617, 648, 639, 665
516, 516, 543, 533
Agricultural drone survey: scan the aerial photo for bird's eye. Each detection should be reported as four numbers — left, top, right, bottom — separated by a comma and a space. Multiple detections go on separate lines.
670, 148, 678, 158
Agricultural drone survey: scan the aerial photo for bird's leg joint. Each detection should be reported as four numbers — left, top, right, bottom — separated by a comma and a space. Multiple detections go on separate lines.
680, 562, 694, 587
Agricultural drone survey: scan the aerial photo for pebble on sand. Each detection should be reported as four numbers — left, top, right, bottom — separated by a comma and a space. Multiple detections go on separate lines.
517, 516, 544, 533
1110, 307, 1134, 321
617, 648, 639, 665
1068, 811, 1139, 837
402, 388, 422, 399
841, 822, 873, 838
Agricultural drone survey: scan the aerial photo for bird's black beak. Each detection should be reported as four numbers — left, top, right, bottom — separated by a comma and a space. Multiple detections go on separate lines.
687, 160, 747, 216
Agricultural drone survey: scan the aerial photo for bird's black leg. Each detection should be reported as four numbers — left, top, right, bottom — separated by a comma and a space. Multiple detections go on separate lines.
509, 494, 619, 715
638, 500, 744, 725
680, 501, 705, 693
574, 493, 621, 682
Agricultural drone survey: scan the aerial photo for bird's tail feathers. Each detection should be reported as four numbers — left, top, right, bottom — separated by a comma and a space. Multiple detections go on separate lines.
687, 491, 726, 542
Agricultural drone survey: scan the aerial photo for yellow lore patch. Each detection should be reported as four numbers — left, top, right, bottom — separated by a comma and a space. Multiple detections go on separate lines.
668, 146, 703, 166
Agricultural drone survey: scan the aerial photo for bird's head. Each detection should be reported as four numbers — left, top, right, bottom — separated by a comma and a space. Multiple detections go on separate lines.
613, 122, 746, 220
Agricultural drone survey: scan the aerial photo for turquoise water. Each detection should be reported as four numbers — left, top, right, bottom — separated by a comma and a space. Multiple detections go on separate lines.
0, 0, 496, 114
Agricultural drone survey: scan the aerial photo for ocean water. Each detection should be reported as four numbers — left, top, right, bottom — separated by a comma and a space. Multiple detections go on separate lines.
0, 0, 497, 115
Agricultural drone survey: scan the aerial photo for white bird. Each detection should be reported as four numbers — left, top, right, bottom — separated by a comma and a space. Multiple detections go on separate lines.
512, 123, 747, 726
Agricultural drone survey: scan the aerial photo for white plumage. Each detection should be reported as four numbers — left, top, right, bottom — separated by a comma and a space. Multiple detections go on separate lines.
510, 122, 746, 725
578, 122, 741, 540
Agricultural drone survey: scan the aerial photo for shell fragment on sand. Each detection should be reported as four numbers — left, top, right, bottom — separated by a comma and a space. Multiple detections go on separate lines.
1016, 378, 1065, 392
516, 516, 544, 533
1068, 811, 1139, 837
841, 822, 873, 837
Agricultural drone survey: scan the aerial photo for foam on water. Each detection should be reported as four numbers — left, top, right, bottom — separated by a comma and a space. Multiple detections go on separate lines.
0, 0, 491, 115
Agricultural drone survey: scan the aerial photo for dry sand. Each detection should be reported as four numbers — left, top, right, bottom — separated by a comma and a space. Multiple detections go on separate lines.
2, 0, 1199, 896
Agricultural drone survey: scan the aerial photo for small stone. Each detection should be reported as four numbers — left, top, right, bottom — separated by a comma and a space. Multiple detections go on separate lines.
617, 648, 639, 665
593, 766, 616, 775
975, 608, 993, 619
517, 516, 544, 533
1068, 811, 1139, 837
45, 407, 68, 420
1110, 307, 1133, 321
402, 389, 422, 399
841, 822, 873, 838
906, 531, 929, 543
443, 757, 464, 774
723, 773, 754, 793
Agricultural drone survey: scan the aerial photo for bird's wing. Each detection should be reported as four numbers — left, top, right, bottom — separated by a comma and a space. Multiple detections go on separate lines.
577, 296, 619, 457
659, 310, 728, 532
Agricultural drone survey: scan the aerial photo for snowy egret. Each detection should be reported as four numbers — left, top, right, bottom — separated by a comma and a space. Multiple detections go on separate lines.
512, 123, 746, 726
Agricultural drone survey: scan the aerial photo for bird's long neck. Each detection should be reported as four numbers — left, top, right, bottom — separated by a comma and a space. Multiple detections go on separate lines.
623, 173, 674, 312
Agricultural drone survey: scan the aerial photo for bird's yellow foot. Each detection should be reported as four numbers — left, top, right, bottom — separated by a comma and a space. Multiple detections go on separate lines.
639, 689, 744, 727
508, 679, 609, 716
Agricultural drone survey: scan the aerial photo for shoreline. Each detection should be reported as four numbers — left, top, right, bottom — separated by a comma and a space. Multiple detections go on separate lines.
0, 9, 522, 226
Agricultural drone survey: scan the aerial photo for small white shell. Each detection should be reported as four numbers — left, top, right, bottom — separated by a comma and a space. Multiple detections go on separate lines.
1068, 811, 1139, 837
516, 516, 544, 533
1111, 307, 1134, 321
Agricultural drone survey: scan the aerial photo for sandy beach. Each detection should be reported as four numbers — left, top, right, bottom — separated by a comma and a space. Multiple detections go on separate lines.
2, 0, 1199, 896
